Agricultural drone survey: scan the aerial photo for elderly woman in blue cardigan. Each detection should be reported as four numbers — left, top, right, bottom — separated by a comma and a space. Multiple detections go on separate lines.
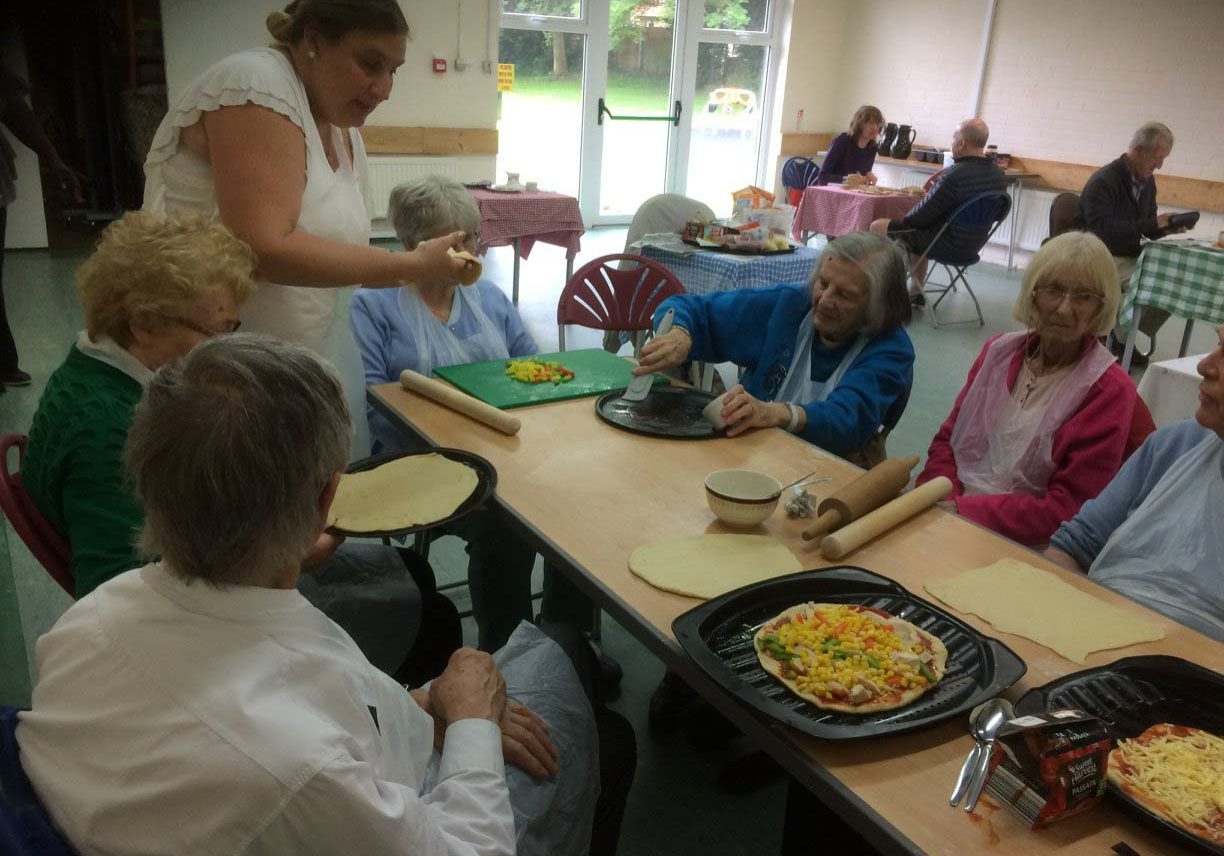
634, 231, 914, 465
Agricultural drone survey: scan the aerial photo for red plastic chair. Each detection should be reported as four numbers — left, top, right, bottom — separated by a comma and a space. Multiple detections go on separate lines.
556, 253, 685, 352
0, 435, 74, 598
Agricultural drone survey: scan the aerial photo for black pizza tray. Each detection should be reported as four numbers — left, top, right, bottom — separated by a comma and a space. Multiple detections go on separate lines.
595, 387, 721, 439
1016, 656, 1224, 855
328, 447, 497, 538
672, 566, 1027, 740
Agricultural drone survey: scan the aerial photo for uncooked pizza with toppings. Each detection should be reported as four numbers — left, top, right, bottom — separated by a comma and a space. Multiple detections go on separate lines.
754, 602, 948, 714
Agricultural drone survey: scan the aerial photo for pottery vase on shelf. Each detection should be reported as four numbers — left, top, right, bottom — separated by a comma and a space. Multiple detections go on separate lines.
891, 126, 917, 160
878, 123, 898, 157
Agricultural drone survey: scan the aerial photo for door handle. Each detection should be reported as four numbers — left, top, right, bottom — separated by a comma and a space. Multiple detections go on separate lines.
598, 98, 682, 127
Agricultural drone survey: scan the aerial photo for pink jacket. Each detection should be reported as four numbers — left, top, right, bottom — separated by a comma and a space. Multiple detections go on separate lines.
916, 335, 1153, 547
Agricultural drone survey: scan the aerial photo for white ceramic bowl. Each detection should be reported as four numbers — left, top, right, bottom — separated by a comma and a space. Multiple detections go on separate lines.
704, 469, 781, 527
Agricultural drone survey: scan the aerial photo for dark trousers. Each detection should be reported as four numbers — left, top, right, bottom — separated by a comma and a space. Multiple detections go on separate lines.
0, 206, 17, 373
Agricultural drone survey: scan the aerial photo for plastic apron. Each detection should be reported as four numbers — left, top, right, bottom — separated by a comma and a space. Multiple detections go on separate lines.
949, 331, 1115, 496
397, 284, 512, 378
776, 310, 869, 405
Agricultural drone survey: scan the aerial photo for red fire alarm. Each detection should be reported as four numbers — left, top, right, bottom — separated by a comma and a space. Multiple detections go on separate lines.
432, 57, 447, 73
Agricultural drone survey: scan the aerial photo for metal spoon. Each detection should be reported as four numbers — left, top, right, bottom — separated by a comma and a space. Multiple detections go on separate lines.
778, 469, 821, 493
962, 697, 1014, 812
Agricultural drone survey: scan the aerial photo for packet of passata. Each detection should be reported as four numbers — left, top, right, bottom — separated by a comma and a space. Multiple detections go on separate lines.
984, 709, 1111, 829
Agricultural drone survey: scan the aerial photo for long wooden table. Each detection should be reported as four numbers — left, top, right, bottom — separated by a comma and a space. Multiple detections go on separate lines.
370, 382, 1224, 856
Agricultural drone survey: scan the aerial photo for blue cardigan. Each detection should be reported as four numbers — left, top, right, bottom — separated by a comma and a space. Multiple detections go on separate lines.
656, 285, 914, 454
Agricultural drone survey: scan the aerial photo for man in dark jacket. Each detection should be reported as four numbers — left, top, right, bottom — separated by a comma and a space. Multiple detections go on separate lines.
870, 118, 1006, 304
1075, 122, 1185, 350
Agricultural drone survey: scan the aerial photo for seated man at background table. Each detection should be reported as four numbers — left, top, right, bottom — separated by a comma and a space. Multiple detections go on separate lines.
1074, 121, 1188, 361
869, 118, 1006, 305
1045, 324, 1224, 643
17, 334, 621, 856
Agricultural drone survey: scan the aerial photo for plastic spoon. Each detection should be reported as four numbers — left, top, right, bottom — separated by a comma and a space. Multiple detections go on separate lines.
623, 308, 674, 402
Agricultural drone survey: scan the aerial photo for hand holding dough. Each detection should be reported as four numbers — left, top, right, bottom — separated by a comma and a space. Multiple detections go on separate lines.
448, 247, 483, 286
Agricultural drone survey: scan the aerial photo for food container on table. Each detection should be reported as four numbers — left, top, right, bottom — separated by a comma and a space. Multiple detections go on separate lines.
704, 469, 781, 527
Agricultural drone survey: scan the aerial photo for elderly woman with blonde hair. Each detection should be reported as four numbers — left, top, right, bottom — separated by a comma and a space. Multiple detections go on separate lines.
916, 230, 1155, 546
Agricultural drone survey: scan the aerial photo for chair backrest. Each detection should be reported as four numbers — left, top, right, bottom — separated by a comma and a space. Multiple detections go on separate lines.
924, 191, 1013, 266
781, 157, 821, 191
0, 707, 78, 856
0, 436, 74, 598
621, 194, 715, 258
557, 254, 686, 335
1046, 191, 1081, 243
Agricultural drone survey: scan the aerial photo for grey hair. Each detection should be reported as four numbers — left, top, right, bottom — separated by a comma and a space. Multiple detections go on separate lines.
1130, 121, 1174, 153
124, 333, 351, 586
388, 174, 481, 249
813, 231, 912, 334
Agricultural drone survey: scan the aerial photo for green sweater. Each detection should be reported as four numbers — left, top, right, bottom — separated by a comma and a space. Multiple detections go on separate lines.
23, 345, 146, 598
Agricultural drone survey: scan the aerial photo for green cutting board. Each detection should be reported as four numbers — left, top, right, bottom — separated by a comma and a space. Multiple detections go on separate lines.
433, 348, 664, 409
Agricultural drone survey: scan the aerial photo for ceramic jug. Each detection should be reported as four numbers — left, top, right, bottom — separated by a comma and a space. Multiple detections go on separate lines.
878, 123, 898, 157
892, 126, 917, 160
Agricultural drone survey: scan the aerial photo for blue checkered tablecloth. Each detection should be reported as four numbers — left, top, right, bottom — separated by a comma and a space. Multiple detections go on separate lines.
639, 244, 821, 296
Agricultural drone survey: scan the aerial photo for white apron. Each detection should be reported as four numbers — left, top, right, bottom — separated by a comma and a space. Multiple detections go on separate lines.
776, 311, 869, 405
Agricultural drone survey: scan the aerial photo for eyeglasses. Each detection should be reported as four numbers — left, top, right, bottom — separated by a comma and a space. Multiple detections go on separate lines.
1033, 286, 1104, 310
168, 316, 241, 338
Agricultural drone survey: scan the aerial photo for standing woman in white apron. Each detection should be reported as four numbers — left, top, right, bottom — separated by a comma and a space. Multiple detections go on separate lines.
633, 231, 915, 467
143, 0, 469, 452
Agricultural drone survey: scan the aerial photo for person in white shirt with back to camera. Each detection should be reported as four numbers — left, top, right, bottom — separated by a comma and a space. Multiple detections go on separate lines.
16, 334, 612, 856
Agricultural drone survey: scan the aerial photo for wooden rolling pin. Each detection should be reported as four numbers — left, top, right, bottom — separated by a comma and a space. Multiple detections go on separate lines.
801, 454, 919, 541
820, 477, 953, 560
400, 370, 521, 436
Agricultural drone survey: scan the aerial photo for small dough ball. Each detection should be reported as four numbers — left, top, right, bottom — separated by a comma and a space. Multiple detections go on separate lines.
448, 247, 483, 286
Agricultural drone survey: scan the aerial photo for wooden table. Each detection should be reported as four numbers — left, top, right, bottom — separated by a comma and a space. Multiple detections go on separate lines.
370, 384, 1224, 856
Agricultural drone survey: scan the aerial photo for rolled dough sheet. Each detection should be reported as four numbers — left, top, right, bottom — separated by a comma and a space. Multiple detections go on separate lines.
328, 453, 479, 532
629, 534, 803, 599
924, 558, 1166, 664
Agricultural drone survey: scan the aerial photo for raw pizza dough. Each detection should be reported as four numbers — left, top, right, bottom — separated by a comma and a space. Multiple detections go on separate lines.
328, 453, 479, 533
924, 558, 1165, 664
755, 603, 948, 714
448, 247, 483, 285
629, 534, 802, 599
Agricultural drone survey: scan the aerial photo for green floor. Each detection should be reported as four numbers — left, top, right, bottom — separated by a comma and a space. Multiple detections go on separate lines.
2, 228, 1216, 853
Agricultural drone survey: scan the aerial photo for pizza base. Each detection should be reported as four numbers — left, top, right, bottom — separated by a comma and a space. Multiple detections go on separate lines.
628, 535, 801, 599
328, 453, 479, 532
755, 603, 948, 715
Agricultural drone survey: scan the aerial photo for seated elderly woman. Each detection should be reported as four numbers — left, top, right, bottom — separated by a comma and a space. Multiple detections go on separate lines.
17, 335, 631, 856
1046, 325, 1224, 642
22, 212, 448, 680
916, 231, 1155, 547
351, 175, 596, 654
633, 231, 915, 466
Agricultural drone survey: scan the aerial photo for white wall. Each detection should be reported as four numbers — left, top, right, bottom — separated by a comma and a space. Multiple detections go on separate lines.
160, 0, 501, 182
777, 0, 850, 134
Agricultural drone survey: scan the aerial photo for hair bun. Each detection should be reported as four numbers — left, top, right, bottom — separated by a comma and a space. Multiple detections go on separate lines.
266, 9, 295, 43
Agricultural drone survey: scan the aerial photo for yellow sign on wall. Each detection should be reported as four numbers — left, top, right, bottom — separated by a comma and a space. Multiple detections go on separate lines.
497, 63, 515, 92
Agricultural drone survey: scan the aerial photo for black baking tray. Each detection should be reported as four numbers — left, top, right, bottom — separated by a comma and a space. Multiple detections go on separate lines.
1016, 656, 1224, 855
327, 447, 497, 538
595, 387, 721, 439
673, 566, 1027, 740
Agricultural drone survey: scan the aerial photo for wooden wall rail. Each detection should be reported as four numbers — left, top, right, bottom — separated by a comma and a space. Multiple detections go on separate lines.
359, 126, 498, 156
780, 133, 1224, 213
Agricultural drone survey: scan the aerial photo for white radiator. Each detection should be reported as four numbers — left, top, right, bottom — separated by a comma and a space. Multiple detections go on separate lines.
365, 156, 462, 219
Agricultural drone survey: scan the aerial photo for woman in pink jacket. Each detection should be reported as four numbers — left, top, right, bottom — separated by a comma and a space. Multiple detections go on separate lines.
916, 231, 1154, 546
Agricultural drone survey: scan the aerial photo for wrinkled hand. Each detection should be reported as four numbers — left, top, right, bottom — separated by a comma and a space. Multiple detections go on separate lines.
429, 648, 506, 725
302, 530, 345, 570
632, 328, 691, 376
1156, 212, 1188, 234
406, 231, 471, 287
864, 171, 879, 186
500, 701, 560, 779
722, 384, 788, 437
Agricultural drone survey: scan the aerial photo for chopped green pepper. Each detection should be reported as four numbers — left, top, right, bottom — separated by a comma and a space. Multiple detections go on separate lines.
919, 662, 936, 682
866, 655, 880, 669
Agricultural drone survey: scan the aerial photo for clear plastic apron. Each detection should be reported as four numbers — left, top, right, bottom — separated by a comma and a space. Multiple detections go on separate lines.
776, 310, 869, 405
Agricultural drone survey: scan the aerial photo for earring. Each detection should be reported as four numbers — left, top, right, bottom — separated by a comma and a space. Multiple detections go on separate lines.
308, 50, 317, 59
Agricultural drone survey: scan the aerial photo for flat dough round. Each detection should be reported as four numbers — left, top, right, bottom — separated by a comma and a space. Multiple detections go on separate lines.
448, 248, 483, 286
629, 534, 801, 599
328, 453, 479, 533
755, 603, 948, 714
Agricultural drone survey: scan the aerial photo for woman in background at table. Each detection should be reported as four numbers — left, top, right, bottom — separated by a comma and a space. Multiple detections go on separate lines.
814, 105, 883, 187
916, 231, 1155, 547
634, 231, 914, 467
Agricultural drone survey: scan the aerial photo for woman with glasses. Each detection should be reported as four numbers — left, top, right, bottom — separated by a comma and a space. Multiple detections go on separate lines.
916, 230, 1155, 547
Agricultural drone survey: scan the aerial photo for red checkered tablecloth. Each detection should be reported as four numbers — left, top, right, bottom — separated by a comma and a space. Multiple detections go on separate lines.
791, 185, 920, 240
469, 188, 585, 260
